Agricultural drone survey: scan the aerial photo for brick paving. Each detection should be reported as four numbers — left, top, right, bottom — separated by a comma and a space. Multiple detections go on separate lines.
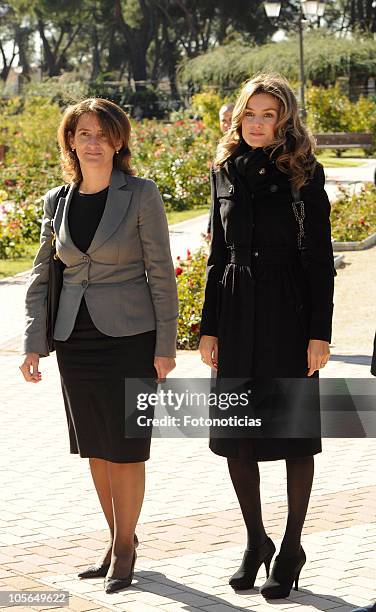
0, 226, 375, 607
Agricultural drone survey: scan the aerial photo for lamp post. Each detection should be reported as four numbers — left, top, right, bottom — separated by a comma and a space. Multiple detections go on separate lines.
263, 0, 326, 121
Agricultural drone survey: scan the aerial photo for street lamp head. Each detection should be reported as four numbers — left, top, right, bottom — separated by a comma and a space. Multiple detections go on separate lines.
264, 1, 281, 19
317, 1, 326, 17
301, 1, 320, 17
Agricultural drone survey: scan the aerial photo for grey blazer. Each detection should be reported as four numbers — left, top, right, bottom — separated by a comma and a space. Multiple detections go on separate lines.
23, 169, 178, 358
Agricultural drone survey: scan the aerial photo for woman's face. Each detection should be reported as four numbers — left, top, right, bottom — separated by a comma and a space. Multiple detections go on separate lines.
69, 112, 121, 170
241, 92, 279, 149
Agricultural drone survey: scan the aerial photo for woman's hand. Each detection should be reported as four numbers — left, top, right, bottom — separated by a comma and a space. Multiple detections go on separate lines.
307, 339, 330, 377
19, 353, 42, 383
154, 356, 176, 382
199, 335, 218, 369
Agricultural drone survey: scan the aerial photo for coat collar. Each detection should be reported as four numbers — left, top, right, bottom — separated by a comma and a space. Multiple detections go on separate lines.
55, 168, 133, 257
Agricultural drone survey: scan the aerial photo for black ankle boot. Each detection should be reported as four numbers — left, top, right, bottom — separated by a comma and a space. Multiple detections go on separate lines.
260, 546, 306, 599
229, 537, 276, 590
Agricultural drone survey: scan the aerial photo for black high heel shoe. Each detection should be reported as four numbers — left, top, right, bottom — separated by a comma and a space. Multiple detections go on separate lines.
78, 534, 139, 579
260, 546, 306, 599
104, 550, 137, 594
229, 536, 276, 590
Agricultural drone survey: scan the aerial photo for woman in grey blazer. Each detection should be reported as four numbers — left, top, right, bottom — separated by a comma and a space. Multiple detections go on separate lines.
19, 98, 178, 593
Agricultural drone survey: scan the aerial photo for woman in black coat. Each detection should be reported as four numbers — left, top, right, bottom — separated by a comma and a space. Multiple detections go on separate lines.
199, 73, 335, 599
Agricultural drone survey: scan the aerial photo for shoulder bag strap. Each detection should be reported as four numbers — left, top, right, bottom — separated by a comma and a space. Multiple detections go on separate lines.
291, 185, 306, 251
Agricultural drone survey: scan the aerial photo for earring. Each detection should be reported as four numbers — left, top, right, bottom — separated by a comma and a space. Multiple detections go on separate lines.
115, 150, 119, 154
71, 148, 75, 152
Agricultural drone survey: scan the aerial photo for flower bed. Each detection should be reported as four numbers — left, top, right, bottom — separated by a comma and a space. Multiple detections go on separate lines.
175, 245, 208, 350
331, 182, 376, 242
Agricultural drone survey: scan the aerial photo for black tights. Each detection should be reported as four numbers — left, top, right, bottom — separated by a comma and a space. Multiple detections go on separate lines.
227, 455, 314, 556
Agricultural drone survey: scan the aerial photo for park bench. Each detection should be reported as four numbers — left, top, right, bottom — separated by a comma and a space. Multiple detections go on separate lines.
315, 132, 373, 157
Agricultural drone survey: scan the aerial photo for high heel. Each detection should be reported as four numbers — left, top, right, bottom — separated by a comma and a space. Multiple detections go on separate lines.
229, 536, 276, 590
260, 546, 306, 599
104, 549, 137, 594
78, 534, 139, 579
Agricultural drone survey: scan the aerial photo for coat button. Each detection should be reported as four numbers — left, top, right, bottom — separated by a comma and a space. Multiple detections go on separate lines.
82, 255, 90, 262
228, 185, 234, 195
253, 251, 259, 257
82, 279, 88, 288
270, 184, 279, 192
258, 167, 266, 175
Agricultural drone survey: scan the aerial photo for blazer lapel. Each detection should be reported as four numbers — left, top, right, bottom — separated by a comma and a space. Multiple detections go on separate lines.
55, 183, 84, 258
87, 169, 133, 255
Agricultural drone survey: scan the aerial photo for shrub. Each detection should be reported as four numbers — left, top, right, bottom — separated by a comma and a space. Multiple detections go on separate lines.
331, 182, 376, 242
306, 83, 376, 153
175, 245, 208, 349
190, 91, 224, 131
132, 118, 213, 211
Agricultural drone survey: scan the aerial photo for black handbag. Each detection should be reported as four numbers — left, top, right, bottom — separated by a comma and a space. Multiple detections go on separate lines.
46, 185, 69, 353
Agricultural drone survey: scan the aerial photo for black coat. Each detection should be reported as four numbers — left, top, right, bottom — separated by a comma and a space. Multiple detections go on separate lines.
200, 145, 335, 461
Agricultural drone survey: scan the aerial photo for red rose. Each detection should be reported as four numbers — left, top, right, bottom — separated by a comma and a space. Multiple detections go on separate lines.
175, 266, 183, 276
190, 323, 199, 333
186, 249, 191, 259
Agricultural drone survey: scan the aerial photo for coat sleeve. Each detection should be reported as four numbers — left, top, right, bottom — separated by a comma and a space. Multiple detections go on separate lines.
138, 179, 178, 358
301, 162, 335, 343
22, 190, 55, 357
200, 169, 227, 337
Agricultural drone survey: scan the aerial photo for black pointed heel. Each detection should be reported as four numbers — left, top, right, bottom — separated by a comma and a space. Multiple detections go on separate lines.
104, 550, 137, 594
78, 534, 139, 580
260, 546, 306, 599
229, 537, 276, 590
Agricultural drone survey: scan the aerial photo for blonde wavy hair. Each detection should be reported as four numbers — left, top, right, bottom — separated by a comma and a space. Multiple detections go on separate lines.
215, 73, 317, 189
57, 98, 134, 184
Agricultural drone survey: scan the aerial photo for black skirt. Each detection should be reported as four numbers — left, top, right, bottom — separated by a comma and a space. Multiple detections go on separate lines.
55, 299, 157, 463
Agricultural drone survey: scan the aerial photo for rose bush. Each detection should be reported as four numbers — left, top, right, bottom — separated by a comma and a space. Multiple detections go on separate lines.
331, 182, 376, 242
175, 245, 208, 349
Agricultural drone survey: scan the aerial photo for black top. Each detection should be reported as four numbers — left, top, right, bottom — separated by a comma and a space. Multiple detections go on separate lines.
68, 186, 108, 326
68, 186, 108, 253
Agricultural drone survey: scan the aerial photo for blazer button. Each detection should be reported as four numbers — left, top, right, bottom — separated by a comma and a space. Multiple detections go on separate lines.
82, 279, 88, 288
258, 167, 266, 175
83, 255, 90, 262
253, 251, 259, 257
270, 184, 279, 192
228, 185, 234, 195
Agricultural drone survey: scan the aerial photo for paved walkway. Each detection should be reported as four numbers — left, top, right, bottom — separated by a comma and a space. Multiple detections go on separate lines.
0, 165, 375, 611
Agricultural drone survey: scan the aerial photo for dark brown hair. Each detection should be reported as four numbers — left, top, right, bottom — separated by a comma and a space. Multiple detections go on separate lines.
57, 98, 134, 184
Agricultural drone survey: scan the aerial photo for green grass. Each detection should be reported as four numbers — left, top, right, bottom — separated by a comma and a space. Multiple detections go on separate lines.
0, 207, 210, 279
166, 206, 209, 225
0, 243, 38, 279
317, 149, 374, 167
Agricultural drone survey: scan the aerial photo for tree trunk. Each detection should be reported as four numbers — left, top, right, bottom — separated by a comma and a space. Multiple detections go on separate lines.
113, 0, 155, 91
91, 26, 101, 80
0, 41, 16, 82
14, 24, 31, 81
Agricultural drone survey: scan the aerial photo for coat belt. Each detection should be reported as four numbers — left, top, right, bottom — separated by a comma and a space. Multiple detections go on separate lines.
227, 245, 300, 266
